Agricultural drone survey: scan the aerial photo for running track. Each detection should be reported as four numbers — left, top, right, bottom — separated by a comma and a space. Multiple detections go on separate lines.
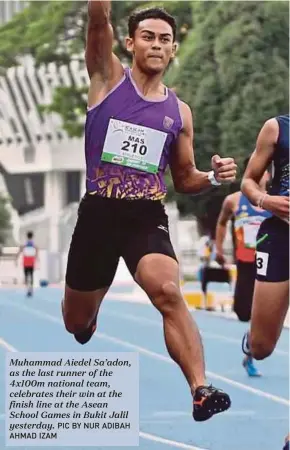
0, 285, 288, 450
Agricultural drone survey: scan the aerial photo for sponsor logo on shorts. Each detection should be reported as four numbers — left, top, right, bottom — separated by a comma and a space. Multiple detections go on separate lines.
157, 225, 168, 233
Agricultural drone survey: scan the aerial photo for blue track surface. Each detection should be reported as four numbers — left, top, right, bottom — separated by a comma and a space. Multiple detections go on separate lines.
0, 287, 289, 450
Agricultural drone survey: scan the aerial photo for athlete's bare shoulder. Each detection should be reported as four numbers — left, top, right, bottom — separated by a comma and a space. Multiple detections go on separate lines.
176, 98, 190, 113
246, 116, 280, 172
223, 191, 240, 214
217, 191, 241, 226
175, 99, 192, 130
258, 117, 279, 145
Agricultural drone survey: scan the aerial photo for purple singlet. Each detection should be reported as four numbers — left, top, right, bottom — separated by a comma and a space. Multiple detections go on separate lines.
85, 67, 183, 200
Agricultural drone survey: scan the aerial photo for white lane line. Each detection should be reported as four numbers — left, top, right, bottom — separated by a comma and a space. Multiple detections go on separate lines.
95, 331, 290, 406
140, 431, 208, 449
0, 338, 17, 352
40, 294, 289, 356
101, 309, 288, 356
0, 299, 289, 406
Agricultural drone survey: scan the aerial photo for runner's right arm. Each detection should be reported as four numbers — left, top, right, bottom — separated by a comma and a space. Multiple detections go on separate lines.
170, 102, 237, 194
86, 1, 124, 105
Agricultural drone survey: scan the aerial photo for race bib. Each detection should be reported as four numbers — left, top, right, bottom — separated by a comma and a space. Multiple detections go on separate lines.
101, 119, 167, 174
256, 251, 269, 276
244, 224, 259, 248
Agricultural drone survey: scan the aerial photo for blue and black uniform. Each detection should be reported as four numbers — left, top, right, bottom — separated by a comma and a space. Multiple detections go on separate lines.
256, 114, 289, 282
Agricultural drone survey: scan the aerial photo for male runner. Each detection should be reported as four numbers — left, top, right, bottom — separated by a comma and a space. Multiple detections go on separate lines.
215, 158, 271, 376
241, 114, 289, 367
17, 231, 38, 297
199, 232, 231, 309
62, 2, 237, 422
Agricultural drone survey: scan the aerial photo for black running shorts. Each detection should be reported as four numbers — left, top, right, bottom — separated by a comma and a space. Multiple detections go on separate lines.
255, 216, 289, 282
65, 194, 177, 291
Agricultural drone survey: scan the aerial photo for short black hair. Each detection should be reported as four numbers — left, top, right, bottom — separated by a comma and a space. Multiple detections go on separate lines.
27, 231, 33, 239
128, 7, 177, 41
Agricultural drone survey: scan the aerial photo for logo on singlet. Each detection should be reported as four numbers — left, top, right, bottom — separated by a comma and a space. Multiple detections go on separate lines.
163, 116, 174, 130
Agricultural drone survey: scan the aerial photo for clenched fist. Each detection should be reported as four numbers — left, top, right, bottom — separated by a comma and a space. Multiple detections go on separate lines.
211, 155, 237, 184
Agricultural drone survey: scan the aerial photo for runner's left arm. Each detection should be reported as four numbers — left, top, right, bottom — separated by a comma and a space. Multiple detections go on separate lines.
169, 101, 237, 194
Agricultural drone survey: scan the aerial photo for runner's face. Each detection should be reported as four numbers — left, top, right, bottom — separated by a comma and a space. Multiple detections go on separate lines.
127, 19, 176, 74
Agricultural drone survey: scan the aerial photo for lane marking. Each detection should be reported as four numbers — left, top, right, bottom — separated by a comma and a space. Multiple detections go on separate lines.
140, 431, 208, 449
0, 338, 17, 352
101, 309, 288, 356
41, 295, 288, 356
0, 299, 289, 406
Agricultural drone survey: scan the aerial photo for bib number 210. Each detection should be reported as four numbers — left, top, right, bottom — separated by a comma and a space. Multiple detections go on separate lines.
121, 141, 147, 156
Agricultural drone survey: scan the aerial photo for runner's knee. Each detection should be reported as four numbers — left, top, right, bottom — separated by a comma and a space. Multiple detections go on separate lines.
155, 281, 183, 313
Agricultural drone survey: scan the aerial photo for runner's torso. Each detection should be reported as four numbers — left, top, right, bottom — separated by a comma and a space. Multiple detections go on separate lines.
23, 240, 36, 268
85, 67, 183, 200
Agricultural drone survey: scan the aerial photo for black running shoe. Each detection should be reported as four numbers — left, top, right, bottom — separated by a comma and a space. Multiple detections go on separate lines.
74, 317, 97, 345
193, 385, 231, 421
